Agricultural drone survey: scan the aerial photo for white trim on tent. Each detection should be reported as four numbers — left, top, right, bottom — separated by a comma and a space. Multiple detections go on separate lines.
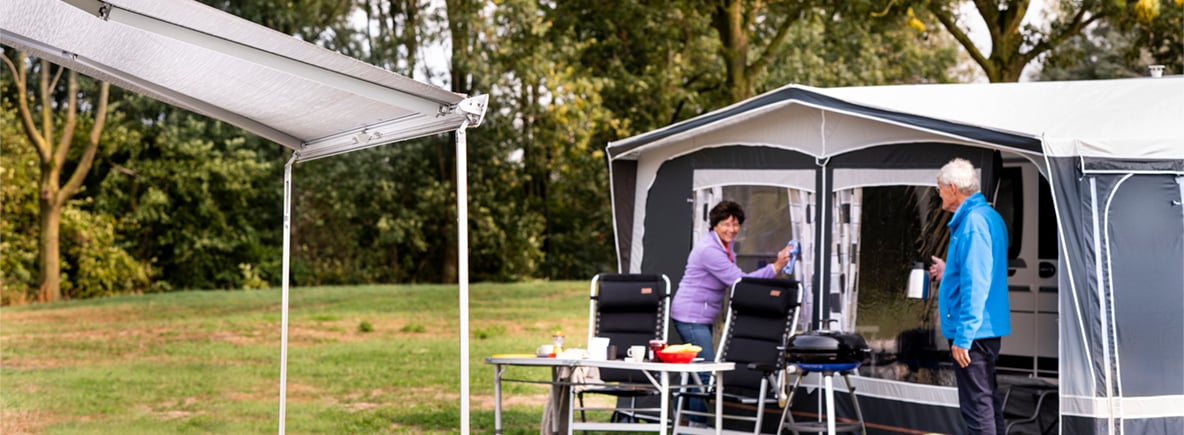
1062, 394, 1184, 419
1089, 177, 1119, 432
692, 169, 817, 192
832, 168, 941, 191
799, 372, 960, 407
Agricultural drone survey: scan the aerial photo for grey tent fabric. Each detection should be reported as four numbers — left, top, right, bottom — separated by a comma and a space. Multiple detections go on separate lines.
607, 77, 1184, 434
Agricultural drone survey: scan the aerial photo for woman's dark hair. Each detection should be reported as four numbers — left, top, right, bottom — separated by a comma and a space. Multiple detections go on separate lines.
709, 200, 745, 229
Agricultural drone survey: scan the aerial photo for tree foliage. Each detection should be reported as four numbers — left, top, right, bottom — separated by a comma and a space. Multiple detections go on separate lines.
4, 0, 1171, 303
93, 95, 283, 291
0, 68, 151, 303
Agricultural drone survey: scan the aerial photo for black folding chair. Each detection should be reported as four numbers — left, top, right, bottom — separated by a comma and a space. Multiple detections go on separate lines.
673, 277, 802, 434
574, 273, 671, 426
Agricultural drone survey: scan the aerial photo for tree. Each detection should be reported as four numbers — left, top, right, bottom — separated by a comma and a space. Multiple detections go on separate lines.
920, 0, 1124, 82
706, 0, 810, 101
93, 101, 282, 291
2, 52, 110, 302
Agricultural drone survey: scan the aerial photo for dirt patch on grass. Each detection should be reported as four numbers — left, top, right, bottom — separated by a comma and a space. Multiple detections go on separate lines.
0, 408, 53, 435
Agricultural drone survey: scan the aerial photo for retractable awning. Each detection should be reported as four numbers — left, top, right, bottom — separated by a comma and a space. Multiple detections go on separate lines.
1, 1, 486, 433
2, 0, 487, 161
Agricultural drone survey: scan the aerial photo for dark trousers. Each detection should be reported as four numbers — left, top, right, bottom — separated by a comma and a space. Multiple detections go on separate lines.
951, 337, 1005, 435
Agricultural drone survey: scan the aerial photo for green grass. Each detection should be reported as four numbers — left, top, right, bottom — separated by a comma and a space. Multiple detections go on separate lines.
1, 281, 606, 434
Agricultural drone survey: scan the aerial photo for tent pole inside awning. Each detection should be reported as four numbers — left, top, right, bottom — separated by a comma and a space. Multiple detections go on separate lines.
456, 120, 471, 433
278, 151, 298, 434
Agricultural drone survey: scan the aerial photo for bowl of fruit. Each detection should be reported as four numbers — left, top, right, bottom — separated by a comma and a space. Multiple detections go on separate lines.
656, 344, 702, 363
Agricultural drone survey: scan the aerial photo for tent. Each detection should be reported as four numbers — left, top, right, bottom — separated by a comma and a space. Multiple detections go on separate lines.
607, 77, 1184, 434
1, 0, 487, 432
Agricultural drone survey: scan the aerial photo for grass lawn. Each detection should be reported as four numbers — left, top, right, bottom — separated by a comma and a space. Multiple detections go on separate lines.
1, 281, 620, 434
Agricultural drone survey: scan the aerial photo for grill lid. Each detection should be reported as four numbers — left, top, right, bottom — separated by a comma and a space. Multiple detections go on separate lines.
786, 329, 870, 364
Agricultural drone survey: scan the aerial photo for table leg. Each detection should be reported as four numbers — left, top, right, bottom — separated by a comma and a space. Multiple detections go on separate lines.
825, 374, 836, 435
494, 364, 504, 434
660, 370, 670, 435
714, 370, 723, 434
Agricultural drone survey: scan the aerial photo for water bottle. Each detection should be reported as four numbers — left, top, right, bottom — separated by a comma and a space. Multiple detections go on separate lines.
781, 240, 800, 275
907, 262, 930, 299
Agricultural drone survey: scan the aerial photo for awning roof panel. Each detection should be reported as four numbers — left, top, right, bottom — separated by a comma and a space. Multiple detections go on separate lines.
1, 0, 485, 161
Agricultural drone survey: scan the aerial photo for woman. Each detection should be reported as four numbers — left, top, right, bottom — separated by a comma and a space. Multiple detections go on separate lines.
671, 200, 792, 363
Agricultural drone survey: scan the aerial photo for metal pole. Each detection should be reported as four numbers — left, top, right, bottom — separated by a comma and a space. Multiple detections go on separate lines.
278, 152, 297, 434
457, 121, 471, 433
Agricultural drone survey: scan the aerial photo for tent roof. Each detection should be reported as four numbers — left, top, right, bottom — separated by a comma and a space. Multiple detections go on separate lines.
1, 0, 487, 162
608, 77, 1184, 161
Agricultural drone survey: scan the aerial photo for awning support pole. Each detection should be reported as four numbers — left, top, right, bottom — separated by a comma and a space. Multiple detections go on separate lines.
457, 120, 471, 433
278, 151, 298, 434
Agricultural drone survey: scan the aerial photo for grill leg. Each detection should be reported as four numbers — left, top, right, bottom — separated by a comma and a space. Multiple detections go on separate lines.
841, 372, 866, 435
779, 371, 806, 435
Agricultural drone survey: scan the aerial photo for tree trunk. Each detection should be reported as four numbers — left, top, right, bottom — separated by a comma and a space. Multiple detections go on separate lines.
714, 0, 751, 102
37, 200, 63, 302
710, 0, 802, 102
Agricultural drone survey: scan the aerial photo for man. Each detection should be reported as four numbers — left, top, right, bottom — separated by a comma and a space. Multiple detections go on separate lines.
927, 158, 1012, 435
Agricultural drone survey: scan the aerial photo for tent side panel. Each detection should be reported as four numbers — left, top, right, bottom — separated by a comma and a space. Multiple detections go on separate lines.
611, 159, 638, 272
1049, 157, 1106, 399
1107, 175, 1184, 397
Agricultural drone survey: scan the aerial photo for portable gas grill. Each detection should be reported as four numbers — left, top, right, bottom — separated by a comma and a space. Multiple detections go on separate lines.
785, 329, 870, 368
779, 327, 870, 435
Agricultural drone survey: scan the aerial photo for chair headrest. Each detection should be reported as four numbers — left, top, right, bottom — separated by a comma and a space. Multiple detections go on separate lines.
730, 277, 799, 317
595, 274, 666, 311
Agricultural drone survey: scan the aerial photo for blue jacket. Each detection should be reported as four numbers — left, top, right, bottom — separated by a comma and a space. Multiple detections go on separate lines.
939, 192, 1011, 349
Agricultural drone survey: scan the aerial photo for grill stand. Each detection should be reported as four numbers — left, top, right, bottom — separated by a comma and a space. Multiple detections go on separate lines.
779, 367, 866, 435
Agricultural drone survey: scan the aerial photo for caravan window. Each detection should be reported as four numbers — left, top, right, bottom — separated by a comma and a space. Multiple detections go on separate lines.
996, 167, 1024, 262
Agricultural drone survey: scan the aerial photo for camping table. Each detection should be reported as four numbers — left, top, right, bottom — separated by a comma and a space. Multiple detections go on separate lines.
486, 356, 735, 434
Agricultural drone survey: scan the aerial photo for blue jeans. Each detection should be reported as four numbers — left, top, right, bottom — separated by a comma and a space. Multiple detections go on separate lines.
951, 337, 1005, 435
674, 320, 715, 423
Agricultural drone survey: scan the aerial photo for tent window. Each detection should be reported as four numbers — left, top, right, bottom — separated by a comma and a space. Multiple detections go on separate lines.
701, 185, 795, 272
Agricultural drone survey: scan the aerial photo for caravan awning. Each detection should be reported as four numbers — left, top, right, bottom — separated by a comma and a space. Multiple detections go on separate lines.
607, 78, 1184, 162
1, 0, 487, 161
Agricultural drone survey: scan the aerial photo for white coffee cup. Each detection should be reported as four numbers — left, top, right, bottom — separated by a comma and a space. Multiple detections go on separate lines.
537, 344, 554, 357
626, 345, 646, 362
589, 337, 610, 360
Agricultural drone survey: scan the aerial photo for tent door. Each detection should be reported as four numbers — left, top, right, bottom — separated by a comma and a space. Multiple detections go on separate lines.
996, 159, 1059, 379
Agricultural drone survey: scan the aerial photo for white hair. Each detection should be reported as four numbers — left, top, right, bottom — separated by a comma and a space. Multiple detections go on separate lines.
937, 158, 979, 194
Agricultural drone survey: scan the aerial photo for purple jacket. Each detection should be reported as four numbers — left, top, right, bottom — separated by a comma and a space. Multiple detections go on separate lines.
671, 231, 776, 324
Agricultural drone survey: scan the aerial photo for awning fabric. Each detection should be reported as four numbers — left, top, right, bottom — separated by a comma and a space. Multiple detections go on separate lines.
2, 0, 487, 161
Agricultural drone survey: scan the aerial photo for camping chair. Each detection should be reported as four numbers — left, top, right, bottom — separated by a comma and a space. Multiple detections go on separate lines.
574, 273, 671, 425
673, 277, 802, 434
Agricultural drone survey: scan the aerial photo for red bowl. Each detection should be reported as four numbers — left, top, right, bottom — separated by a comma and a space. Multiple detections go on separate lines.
656, 349, 698, 363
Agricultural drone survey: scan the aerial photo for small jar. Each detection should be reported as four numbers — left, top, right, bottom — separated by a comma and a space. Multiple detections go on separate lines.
551, 330, 565, 356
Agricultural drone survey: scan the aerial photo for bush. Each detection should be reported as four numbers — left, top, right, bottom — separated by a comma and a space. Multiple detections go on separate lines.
60, 207, 154, 299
